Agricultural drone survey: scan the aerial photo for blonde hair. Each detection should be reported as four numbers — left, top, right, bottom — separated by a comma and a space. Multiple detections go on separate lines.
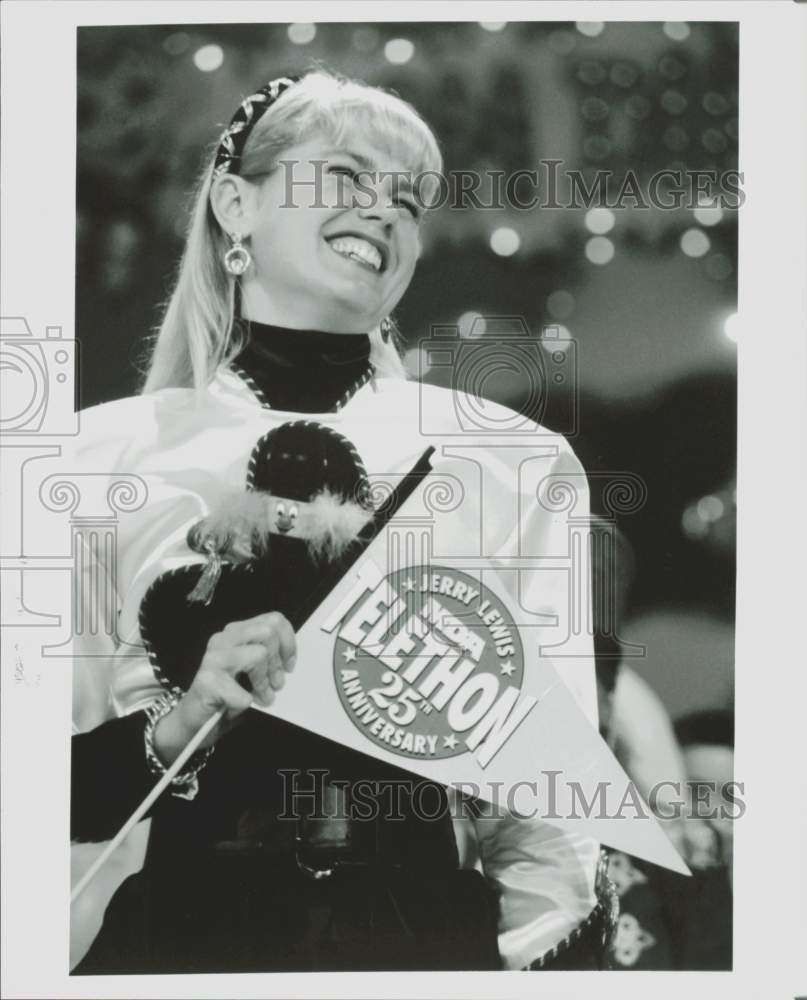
143, 70, 443, 393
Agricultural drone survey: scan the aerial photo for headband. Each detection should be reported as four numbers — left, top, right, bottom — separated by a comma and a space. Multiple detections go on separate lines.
213, 75, 300, 178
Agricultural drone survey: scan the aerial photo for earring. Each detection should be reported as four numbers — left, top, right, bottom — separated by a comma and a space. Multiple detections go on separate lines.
380, 317, 393, 344
223, 232, 252, 276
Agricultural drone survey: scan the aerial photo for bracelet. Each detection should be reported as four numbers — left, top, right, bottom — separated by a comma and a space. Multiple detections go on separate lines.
143, 688, 215, 802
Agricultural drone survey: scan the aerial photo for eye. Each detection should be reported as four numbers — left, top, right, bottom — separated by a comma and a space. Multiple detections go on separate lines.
289, 505, 298, 523
275, 501, 286, 517
395, 197, 421, 220
327, 164, 358, 182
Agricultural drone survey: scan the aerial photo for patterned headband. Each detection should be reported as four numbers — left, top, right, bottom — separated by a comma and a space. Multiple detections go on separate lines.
213, 75, 300, 178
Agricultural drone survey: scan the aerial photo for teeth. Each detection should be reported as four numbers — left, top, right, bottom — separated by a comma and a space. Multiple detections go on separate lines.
328, 236, 383, 272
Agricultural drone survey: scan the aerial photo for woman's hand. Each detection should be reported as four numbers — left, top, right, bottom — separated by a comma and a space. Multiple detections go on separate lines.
153, 612, 296, 765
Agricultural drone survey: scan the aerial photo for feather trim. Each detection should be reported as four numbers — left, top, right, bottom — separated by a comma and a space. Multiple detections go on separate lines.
304, 488, 373, 562
191, 488, 372, 564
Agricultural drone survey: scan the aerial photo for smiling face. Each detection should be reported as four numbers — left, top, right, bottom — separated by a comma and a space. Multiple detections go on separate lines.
237, 134, 423, 333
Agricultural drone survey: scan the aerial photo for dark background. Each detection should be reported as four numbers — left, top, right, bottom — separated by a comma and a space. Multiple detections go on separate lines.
76, 20, 737, 721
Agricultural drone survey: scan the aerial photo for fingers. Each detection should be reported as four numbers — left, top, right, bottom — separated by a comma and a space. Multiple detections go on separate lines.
221, 612, 297, 671
197, 612, 297, 715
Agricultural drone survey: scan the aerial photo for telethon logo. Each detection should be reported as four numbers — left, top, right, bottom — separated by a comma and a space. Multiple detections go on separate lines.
322, 562, 537, 768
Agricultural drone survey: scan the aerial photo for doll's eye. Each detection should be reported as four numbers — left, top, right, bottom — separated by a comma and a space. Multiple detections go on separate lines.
275, 502, 286, 517
289, 505, 298, 522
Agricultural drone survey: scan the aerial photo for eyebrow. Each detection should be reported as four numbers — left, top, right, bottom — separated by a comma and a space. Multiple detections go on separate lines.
325, 148, 415, 194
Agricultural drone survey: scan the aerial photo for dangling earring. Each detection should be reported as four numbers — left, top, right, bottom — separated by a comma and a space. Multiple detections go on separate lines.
223, 232, 252, 276
380, 317, 393, 344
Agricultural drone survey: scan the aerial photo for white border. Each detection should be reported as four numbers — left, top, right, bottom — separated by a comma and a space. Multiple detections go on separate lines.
2, 2, 806, 998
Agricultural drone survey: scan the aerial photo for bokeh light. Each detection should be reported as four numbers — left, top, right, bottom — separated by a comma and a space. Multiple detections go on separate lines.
585, 236, 615, 265
723, 313, 739, 342
479, 22, 506, 32
548, 29, 576, 54
352, 27, 379, 51
698, 495, 725, 522
193, 45, 224, 73
288, 23, 316, 45
694, 203, 724, 227
163, 33, 190, 56
661, 90, 688, 115
663, 22, 691, 42
541, 324, 572, 353
404, 345, 431, 378
457, 311, 487, 339
585, 208, 615, 235
384, 38, 415, 64
490, 227, 521, 256
680, 228, 711, 257
576, 22, 605, 38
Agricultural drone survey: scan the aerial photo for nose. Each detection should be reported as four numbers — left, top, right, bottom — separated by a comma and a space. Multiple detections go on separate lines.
356, 175, 399, 227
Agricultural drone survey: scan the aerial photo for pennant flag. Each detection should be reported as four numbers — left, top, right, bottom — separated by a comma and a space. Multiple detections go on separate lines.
255, 448, 689, 876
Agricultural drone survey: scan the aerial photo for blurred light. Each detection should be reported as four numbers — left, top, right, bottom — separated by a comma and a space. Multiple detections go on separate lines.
697, 495, 725, 522
352, 27, 379, 51
581, 97, 609, 122
705, 253, 733, 281
541, 325, 572, 353
490, 227, 521, 256
578, 61, 606, 85
546, 290, 575, 320
288, 23, 316, 45
702, 128, 728, 153
610, 62, 638, 88
680, 228, 710, 257
458, 312, 487, 339
585, 236, 615, 265
682, 506, 709, 540
193, 44, 224, 72
548, 29, 576, 54
703, 91, 730, 115
404, 346, 431, 378
625, 95, 651, 120
163, 32, 190, 56
384, 38, 415, 64
694, 203, 724, 227
583, 135, 613, 160
663, 22, 691, 42
585, 208, 615, 235
659, 55, 686, 80
479, 22, 506, 32
723, 313, 739, 342
576, 21, 605, 37
663, 125, 689, 152
661, 89, 687, 115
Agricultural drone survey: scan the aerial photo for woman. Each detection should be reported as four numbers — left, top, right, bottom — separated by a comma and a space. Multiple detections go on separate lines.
70, 70, 610, 974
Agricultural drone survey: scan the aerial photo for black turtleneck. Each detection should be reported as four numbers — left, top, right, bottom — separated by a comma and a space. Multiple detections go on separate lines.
231, 318, 372, 413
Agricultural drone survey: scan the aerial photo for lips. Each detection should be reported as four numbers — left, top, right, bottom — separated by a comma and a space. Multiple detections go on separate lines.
325, 232, 388, 273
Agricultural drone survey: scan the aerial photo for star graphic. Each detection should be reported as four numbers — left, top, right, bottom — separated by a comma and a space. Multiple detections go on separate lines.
499, 660, 516, 677
342, 646, 358, 663
442, 734, 459, 750
403, 577, 416, 592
